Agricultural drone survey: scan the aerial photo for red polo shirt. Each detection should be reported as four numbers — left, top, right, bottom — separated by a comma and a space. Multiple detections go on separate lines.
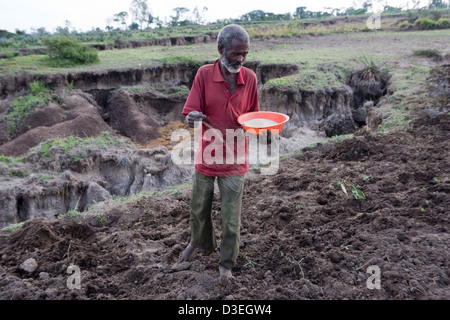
182, 59, 259, 177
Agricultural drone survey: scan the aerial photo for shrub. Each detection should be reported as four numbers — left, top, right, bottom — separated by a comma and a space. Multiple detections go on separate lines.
348, 55, 392, 107
437, 17, 450, 28
42, 35, 99, 67
414, 18, 437, 30
397, 20, 411, 29
29, 80, 49, 94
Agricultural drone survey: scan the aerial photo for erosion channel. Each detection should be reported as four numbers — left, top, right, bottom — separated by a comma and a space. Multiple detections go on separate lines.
0, 61, 387, 227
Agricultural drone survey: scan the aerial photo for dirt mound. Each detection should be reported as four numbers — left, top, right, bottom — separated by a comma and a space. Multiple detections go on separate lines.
1, 109, 448, 300
0, 85, 191, 156
105, 87, 188, 145
0, 92, 113, 156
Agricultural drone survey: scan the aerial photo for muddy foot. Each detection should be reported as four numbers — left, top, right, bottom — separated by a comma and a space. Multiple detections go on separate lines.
219, 265, 234, 279
170, 262, 191, 272
179, 243, 196, 262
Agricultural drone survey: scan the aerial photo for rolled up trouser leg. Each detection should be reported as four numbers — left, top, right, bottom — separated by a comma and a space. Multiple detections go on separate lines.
189, 171, 216, 251
217, 174, 245, 270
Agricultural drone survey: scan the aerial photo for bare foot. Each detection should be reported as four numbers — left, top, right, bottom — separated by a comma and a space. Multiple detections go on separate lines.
179, 243, 196, 262
219, 265, 234, 279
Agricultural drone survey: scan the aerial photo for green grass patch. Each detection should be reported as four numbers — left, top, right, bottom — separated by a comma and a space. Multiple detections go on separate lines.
377, 111, 412, 133
1, 30, 448, 79
159, 55, 203, 67
112, 182, 192, 205
0, 154, 23, 167
5, 80, 52, 138
120, 84, 190, 96
413, 48, 441, 58
266, 65, 347, 90
1, 221, 27, 232
265, 74, 300, 88
57, 209, 86, 224
28, 131, 128, 161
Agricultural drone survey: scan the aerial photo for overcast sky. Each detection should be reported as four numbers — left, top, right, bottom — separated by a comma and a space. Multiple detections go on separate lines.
0, 0, 430, 33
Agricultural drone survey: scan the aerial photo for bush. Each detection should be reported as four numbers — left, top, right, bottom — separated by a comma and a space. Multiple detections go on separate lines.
42, 35, 99, 67
414, 18, 437, 29
437, 17, 450, 28
397, 20, 411, 29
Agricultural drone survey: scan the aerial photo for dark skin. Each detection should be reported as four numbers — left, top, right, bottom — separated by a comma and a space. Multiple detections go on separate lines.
184, 39, 249, 128
219, 39, 272, 144
218, 39, 249, 95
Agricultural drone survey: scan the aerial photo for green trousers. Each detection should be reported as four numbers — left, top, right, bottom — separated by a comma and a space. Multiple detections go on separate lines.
189, 171, 245, 270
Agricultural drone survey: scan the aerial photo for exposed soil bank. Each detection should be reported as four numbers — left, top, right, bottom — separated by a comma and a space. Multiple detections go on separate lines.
0, 142, 194, 227
260, 85, 356, 137
0, 63, 198, 98
0, 60, 300, 97
0, 61, 299, 149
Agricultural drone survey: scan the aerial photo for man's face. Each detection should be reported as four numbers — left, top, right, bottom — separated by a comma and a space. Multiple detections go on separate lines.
219, 39, 249, 74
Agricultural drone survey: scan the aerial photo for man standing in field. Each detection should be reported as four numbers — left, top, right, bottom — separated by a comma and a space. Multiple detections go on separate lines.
179, 24, 259, 278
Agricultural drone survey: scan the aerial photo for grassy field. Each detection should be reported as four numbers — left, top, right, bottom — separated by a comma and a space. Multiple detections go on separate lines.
1, 29, 448, 76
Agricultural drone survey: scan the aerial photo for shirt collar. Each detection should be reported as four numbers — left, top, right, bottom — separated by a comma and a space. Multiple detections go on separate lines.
213, 59, 246, 85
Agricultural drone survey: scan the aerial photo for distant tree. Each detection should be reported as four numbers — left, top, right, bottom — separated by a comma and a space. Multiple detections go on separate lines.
145, 13, 155, 28
240, 10, 267, 21
362, 0, 373, 12
191, 6, 208, 25
29, 27, 48, 37
129, 0, 150, 30
15, 29, 26, 36
154, 16, 164, 29
272, 13, 292, 20
113, 11, 129, 30
428, 0, 448, 9
238, 10, 291, 22
412, 0, 422, 9
334, 8, 347, 16
383, 5, 402, 13
345, 0, 373, 15
294, 6, 308, 19
324, 7, 340, 15
56, 26, 70, 35
129, 22, 139, 30
0, 29, 16, 38
170, 7, 190, 27
36, 27, 49, 37
345, 7, 356, 15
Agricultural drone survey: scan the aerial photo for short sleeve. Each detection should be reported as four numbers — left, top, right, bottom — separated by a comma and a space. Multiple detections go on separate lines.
182, 68, 206, 115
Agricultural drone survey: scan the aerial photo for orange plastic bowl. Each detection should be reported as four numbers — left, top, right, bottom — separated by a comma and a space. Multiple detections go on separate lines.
238, 111, 289, 135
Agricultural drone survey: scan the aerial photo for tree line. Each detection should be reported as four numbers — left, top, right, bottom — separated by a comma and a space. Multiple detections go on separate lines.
105, 0, 450, 31
1, 0, 449, 37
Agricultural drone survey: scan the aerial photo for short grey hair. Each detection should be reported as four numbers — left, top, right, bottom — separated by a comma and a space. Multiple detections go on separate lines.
217, 24, 250, 50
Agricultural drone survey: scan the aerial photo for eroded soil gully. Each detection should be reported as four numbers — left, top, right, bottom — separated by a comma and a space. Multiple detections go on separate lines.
0, 61, 385, 227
